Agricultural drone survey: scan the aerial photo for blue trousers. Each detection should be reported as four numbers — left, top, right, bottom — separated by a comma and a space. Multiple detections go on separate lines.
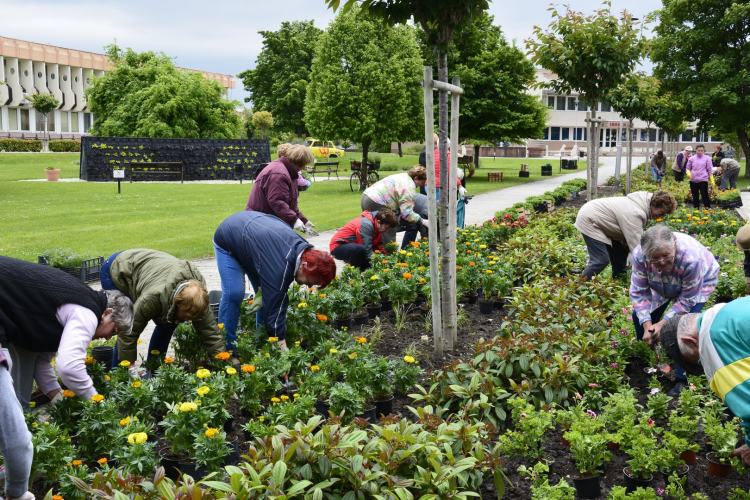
634, 301, 706, 380
0, 349, 33, 497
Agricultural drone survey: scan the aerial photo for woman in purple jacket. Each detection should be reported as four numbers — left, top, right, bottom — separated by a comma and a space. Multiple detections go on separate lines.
686, 143, 713, 208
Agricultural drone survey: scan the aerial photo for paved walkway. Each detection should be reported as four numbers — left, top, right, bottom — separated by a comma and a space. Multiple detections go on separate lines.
121, 157, 623, 362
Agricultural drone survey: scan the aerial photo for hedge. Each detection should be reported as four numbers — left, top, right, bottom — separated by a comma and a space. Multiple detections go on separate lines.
0, 139, 81, 153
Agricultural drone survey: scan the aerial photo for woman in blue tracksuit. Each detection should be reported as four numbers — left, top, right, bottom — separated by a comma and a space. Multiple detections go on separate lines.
213, 212, 336, 354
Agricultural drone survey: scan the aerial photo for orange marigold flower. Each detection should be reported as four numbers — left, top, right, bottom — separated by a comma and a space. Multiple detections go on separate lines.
419, 278, 426, 284
72, 460, 83, 467
242, 365, 256, 373
53, 496, 64, 500
349, 353, 357, 359
247, 299, 254, 305
62, 390, 75, 398
403, 272, 412, 279
84, 356, 95, 365
410, 241, 420, 247
399, 263, 408, 267
469, 262, 476, 266
382, 260, 388, 265
97, 457, 108, 464
164, 357, 175, 364
357, 337, 367, 344
215, 352, 231, 361
317, 313, 328, 322
456, 266, 463, 270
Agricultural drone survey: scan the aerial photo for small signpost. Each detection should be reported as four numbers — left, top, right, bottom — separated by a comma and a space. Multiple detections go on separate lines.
113, 169, 125, 193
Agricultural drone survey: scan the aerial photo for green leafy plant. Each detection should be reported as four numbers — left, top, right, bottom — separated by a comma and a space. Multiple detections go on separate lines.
113, 431, 160, 476
327, 382, 366, 423
646, 387, 672, 419
517, 462, 575, 499
40, 248, 92, 268
160, 400, 215, 455
652, 431, 697, 474
563, 407, 611, 476
193, 427, 231, 473
393, 356, 424, 395
499, 398, 554, 462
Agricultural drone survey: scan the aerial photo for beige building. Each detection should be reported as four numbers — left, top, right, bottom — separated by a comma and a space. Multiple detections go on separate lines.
0, 36, 235, 140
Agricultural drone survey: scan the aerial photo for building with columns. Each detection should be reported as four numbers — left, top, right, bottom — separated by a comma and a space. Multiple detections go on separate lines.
0, 36, 235, 140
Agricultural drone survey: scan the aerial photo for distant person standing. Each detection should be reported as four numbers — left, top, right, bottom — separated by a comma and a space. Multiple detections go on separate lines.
686, 144, 713, 208
246, 144, 316, 233
671, 146, 692, 182
650, 150, 666, 184
718, 158, 741, 190
712, 145, 725, 166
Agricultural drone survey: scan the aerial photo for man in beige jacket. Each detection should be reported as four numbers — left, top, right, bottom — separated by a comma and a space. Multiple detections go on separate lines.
575, 190, 677, 279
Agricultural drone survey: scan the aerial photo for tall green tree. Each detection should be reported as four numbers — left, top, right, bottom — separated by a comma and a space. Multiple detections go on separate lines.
251, 111, 274, 139
305, 7, 423, 182
526, 2, 647, 199
239, 21, 322, 137
28, 92, 60, 153
86, 44, 240, 139
651, 0, 750, 176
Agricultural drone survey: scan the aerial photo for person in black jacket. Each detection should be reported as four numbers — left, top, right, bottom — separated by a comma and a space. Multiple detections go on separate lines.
0, 256, 133, 410
213, 212, 336, 353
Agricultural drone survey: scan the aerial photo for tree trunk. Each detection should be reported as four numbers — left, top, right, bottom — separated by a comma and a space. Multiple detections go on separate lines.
645, 125, 652, 171
437, 49, 454, 351
473, 144, 480, 174
397, 142, 403, 158
589, 106, 598, 199
360, 139, 371, 191
737, 128, 750, 177
627, 119, 633, 194
43, 113, 49, 153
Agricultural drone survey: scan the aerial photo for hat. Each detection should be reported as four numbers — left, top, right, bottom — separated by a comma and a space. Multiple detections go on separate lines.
659, 315, 704, 376
684, 146, 694, 152
737, 225, 750, 251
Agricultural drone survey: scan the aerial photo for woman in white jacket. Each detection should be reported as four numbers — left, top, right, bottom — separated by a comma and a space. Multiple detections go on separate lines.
574, 190, 677, 279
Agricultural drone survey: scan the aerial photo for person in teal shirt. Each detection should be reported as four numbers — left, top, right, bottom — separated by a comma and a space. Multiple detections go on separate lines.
659, 296, 750, 466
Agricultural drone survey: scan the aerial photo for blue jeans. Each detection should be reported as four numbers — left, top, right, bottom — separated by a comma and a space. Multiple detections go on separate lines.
651, 165, 664, 182
100, 251, 125, 291
634, 301, 706, 380
214, 241, 261, 353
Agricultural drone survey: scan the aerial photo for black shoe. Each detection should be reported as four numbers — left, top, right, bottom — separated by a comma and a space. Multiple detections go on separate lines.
668, 381, 688, 397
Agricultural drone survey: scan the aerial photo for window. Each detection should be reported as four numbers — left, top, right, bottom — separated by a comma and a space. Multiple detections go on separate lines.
550, 127, 561, 140
648, 129, 657, 142
574, 127, 587, 141
20, 109, 30, 131
682, 129, 693, 142
37, 71, 43, 78
568, 97, 577, 110
8, 109, 18, 130
71, 112, 79, 133
547, 96, 555, 107
561, 127, 570, 140
697, 132, 709, 142
556, 96, 566, 110
63, 75, 68, 82
84, 113, 91, 132
60, 111, 69, 133
542, 127, 549, 140
579, 101, 588, 112
600, 102, 611, 112
50, 73, 56, 80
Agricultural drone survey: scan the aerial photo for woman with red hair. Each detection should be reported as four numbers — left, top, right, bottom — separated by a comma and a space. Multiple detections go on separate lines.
213, 211, 335, 353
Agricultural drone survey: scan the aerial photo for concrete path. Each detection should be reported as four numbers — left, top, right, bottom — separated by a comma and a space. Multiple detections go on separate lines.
123, 157, 622, 362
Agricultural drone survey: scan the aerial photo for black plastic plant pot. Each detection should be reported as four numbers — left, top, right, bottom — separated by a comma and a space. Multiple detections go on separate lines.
573, 474, 601, 499
366, 303, 381, 319
159, 447, 186, 481
467, 293, 478, 305
374, 395, 394, 420
223, 407, 235, 434
357, 406, 377, 424
380, 299, 393, 312
661, 464, 689, 487
353, 312, 369, 326
224, 436, 240, 465
623, 467, 654, 493
334, 316, 353, 331
178, 460, 208, 481
91, 346, 114, 372
478, 299, 494, 314
315, 399, 330, 417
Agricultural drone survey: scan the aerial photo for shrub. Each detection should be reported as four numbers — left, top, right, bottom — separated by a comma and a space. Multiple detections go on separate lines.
0, 138, 80, 152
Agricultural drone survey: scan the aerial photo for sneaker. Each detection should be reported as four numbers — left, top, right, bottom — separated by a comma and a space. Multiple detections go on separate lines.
668, 381, 688, 397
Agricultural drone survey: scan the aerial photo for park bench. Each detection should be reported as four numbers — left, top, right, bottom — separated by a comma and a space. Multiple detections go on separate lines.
129, 162, 184, 183
306, 160, 339, 181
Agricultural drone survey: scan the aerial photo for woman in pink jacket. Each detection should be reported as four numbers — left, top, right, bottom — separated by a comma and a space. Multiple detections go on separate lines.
686, 144, 713, 208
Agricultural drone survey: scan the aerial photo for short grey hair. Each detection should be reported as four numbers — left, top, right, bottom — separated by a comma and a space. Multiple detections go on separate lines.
641, 224, 676, 257
105, 289, 134, 334
677, 313, 700, 358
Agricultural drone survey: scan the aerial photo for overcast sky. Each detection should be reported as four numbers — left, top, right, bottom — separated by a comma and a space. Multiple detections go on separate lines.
1, 0, 658, 106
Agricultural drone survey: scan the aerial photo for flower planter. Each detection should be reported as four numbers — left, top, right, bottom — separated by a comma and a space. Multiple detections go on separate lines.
467, 292, 478, 305
719, 199, 743, 209
243, 429, 253, 441
414, 293, 426, 307
561, 435, 571, 447
373, 394, 394, 420
380, 299, 393, 312
608, 440, 621, 451
357, 406, 377, 424
493, 298, 505, 310
91, 346, 114, 372
334, 316, 353, 331
315, 399, 330, 417
224, 436, 240, 465
660, 464, 689, 487
159, 447, 187, 481
573, 474, 601, 499
37, 255, 105, 283
45, 168, 61, 181
178, 460, 208, 480
223, 407, 236, 434
623, 467, 654, 493
353, 311, 369, 326
680, 449, 697, 466
366, 303, 381, 319
706, 452, 733, 477
715, 295, 733, 304
478, 299, 494, 314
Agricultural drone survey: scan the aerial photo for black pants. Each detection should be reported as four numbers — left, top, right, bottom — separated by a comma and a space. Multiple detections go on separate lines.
581, 235, 629, 279
673, 170, 684, 182
331, 244, 369, 271
690, 181, 711, 208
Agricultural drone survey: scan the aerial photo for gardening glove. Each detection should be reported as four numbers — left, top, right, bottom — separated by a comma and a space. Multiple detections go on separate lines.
458, 186, 467, 197
48, 390, 64, 407
294, 219, 305, 232
247, 289, 263, 314
305, 221, 315, 230
731, 444, 750, 468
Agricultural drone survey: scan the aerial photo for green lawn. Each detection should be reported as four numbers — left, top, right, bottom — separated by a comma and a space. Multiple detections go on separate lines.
1, 152, 579, 261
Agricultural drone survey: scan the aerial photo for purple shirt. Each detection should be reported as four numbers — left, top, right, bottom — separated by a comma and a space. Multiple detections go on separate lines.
630, 232, 719, 324
687, 153, 713, 183
245, 157, 308, 227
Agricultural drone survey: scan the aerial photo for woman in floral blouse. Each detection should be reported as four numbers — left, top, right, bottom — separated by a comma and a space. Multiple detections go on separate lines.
361, 166, 428, 245
630, 224, 719, 394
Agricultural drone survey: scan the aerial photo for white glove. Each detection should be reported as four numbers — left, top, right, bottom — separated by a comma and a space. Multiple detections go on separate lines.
305, 221, 315, 230
294, 219, 305, 231
48, 391, 64, 407
458, 186, 467, 197
626, 254, 632, 267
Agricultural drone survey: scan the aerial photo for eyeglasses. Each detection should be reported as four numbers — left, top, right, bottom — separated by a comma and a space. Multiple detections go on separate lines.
651, 255, 675, 265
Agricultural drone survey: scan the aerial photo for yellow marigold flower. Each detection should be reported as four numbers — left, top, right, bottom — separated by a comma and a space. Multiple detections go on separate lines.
105, 375, 110, 380
137, 339, 142, 344
72, 459, 83, 467
311, 365, 320, 372
179, 402, 198, 412
91, 394, 104, 403
215, 352, 231, 361
403, 272, 412, 279
120, 417, 131, 426
417, 266, 425, 271
226, 367, 237, 375
164, 357, 175, 364
197, 386, 211, 397
84, 356, 95, 365
294, 393, 300, 398
480, 245, 487, 249
218, 323, 224, 329
242, 364, 256, 373
298, 302, 307, 308
404, 356, 416, 363
370, 275, 379, 280
317, 313, 328, 321
383, 268, 390, 272
97, 457, 108, 465
264, 352, 270, 357
280, 395, 290, 401
486, 270, 493, 274
150, 350, 160, 355
320, 293, 326, 298
357, 337, 367, 344
349, 353, 357, 359
268, 337, 279, 343
258, 416, 265, 422
196, 369, 211, 379
419, 278, 426, 284
400, 263, 408, 267
330, 349, 338, 354
271, 397, 281, 404
119, 360, 131, 367
407, 252, 413, 256
127, 432, 148, 444
30, 402, 36, 408
205, 428, 220, 438
400, 250, 407, 255
62, 389, 75, 398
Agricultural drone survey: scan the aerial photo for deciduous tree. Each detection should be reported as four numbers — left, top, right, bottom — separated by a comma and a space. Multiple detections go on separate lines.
86, 44, 240, 139
27, 92, 60, 152
251, 111, 274, 139
238, 21, 322, 137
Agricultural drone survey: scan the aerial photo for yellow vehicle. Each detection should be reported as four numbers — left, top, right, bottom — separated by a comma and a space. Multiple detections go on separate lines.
306, 138, 345, 158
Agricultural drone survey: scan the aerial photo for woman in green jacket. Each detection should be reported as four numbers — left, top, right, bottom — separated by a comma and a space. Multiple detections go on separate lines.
100, 249, 225, 366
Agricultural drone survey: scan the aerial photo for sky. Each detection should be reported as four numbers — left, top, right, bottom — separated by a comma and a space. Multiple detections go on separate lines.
1, 0, 658, 107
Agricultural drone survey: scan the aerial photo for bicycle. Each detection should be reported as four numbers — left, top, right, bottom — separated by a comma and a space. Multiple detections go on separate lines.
349, 160, 380, 192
